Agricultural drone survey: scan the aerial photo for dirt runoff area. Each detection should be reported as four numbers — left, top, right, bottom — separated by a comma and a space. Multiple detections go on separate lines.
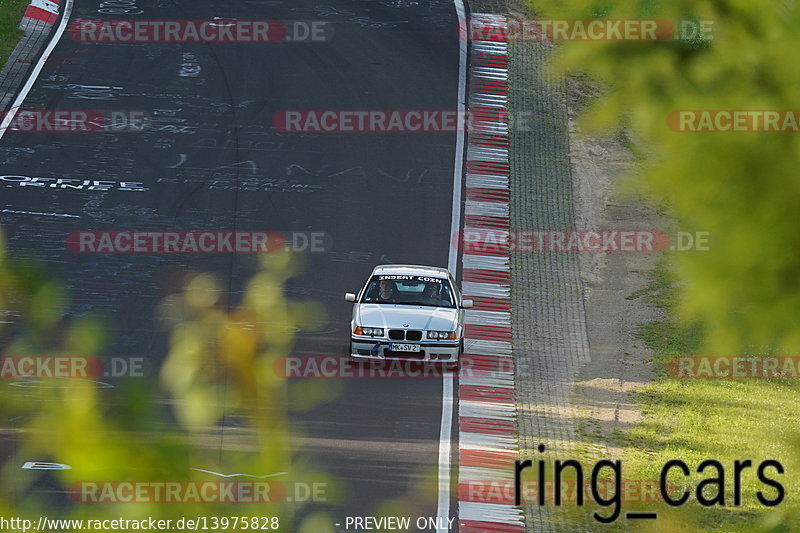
566, 78, 668, 457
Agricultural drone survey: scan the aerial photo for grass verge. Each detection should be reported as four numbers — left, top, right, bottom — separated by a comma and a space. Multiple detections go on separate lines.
0, 0, 26, 71
608, 259, 800, 531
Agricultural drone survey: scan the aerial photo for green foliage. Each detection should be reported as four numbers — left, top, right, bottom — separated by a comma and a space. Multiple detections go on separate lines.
0, 229, 334, 529
524, 1, 800, 528
0, 0, 25, 68
529, 0, 800, 356
611, 261, 800, 531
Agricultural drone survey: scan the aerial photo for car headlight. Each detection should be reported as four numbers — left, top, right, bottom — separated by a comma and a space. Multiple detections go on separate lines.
354, 326, 384, 336
427, 330, 457, 340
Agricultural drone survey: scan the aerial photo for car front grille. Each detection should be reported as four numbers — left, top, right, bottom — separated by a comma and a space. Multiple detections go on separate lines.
388, 329, 423, 341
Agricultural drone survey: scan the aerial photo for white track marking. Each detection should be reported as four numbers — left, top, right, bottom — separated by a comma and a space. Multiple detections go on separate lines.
460, 375, 514, 388
462, 281, 511, 298
0, 209, 78, 217
466, 173, 509, 189
437, 0, 468, 531
459, 502, 524, 524
459, 432, 518, 451
465, 200, 509, 217
464, 310, 511, 326
460, 401, 519, 420
192, 468, 287, 479
462, 254, 510, 271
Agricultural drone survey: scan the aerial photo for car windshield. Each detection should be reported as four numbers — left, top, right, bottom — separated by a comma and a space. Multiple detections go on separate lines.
360, 275, 455, 308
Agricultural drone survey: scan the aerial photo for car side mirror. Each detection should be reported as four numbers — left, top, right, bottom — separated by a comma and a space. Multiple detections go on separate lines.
462, 299, 474, 309
344, 293, 356, 302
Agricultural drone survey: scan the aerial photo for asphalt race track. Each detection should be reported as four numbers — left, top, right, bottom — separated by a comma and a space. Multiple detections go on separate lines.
0, 0, 465, 530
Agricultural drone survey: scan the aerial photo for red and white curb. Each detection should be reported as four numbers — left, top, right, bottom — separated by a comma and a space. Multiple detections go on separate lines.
458, 14, 524, 533
22, 0, 61, 26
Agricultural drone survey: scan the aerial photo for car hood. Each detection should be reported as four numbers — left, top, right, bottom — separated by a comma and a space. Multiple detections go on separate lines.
355, 304, 458, 331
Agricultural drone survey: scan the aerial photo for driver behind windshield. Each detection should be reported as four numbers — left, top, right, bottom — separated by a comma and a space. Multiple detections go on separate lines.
421, 284, 441, 305
376, 279, 397, 303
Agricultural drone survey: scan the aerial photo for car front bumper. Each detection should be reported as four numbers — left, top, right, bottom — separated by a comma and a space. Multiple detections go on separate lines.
350, 338, 460, 363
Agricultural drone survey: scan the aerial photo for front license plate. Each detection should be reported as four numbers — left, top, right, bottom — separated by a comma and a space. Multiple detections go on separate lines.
389, 343, 420, 353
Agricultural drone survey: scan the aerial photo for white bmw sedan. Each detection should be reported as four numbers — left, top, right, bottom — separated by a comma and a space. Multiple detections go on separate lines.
344, 265, 473, 367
